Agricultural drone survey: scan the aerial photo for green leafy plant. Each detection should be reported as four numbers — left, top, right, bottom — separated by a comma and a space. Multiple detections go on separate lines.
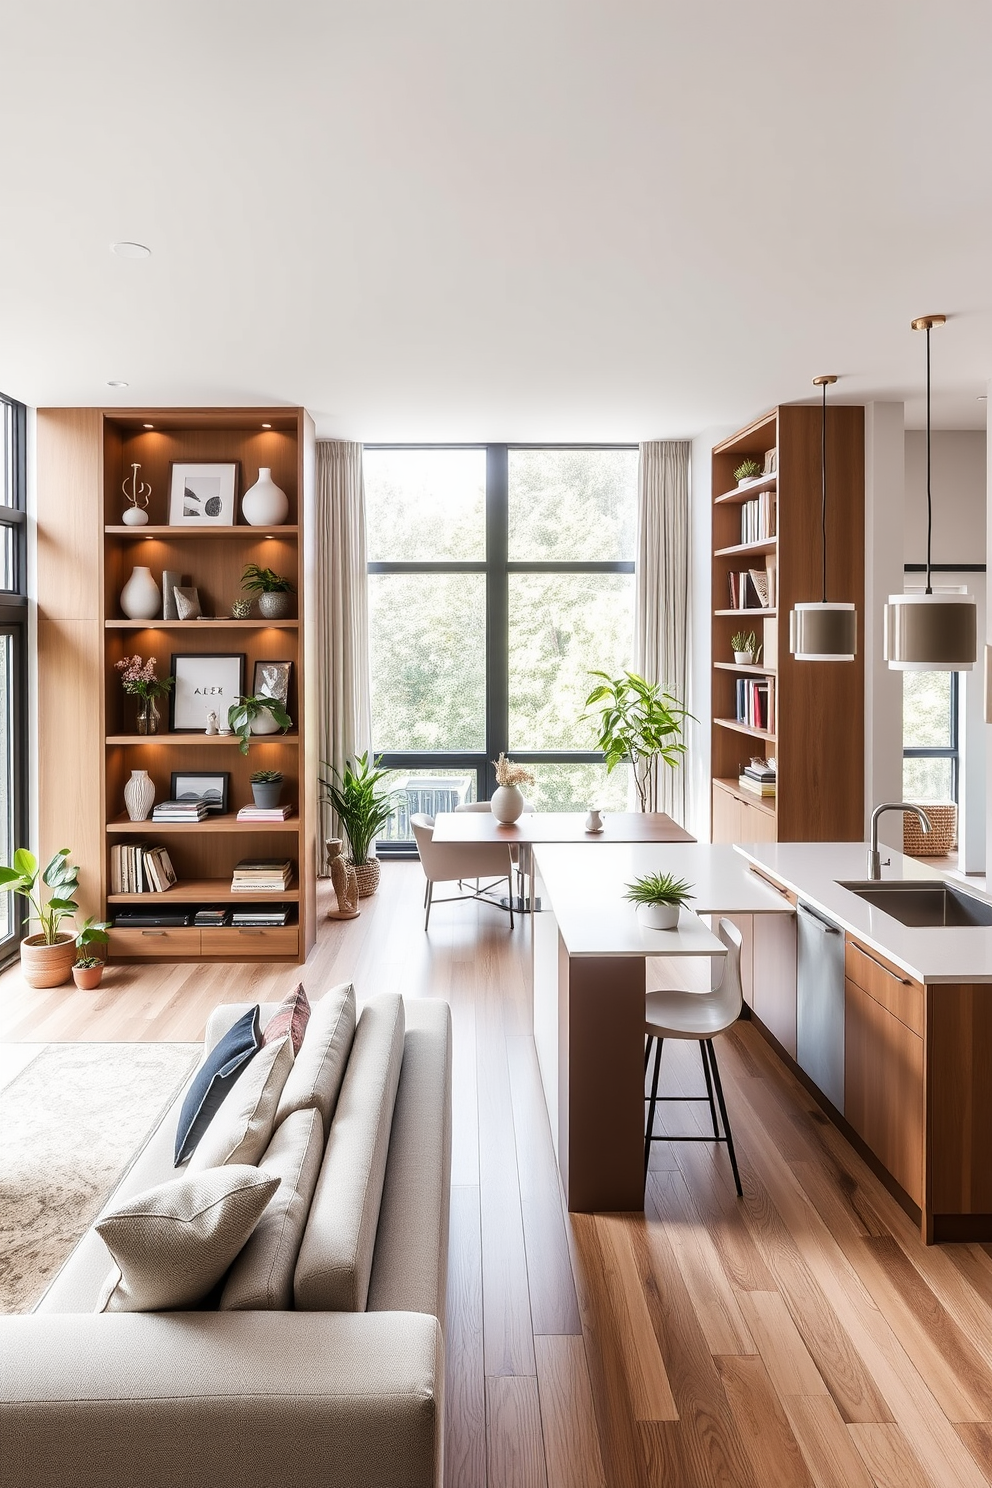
250, 769, 284, 784
582, 670, 691, 812
227, 694, 292, 754
734, 458, 762, 482
0, 848, 80, 944
730, 631, 757, 654
240, 564, 296, 595
75, 914, 110, 952
623, 871, 695, 907
318, 753, 395, 867
74, 955, 104, 970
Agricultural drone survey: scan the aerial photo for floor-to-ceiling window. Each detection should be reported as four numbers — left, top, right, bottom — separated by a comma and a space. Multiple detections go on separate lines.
902, 671, 958, 803
365, 445, 638, 850
0, 393, 28, 960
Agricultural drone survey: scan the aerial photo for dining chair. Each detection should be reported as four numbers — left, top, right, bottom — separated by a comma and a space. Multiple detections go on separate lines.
410, 814, 516, 931
454, 798, 534, 897
643, 917, 744, 1196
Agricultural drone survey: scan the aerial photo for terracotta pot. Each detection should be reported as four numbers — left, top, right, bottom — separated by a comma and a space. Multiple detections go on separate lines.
20, 933, 76, 988
72, 963, 105, 990
350, 858, 381, 898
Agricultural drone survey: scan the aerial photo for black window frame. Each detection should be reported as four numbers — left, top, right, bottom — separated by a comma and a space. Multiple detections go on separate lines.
365, 443, 637, 855
0, 392, 29, 963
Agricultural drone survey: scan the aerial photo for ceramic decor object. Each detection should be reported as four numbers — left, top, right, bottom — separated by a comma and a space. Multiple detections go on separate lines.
491, 785, 524, 823
242, 468, 289, 527
120, 566, 161, 621
124, 769, 155, 822
637, 902, 680, 930
258, 591, 292, 620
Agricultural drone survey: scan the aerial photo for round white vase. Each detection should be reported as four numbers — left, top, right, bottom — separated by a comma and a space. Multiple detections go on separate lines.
491, 785, 524, 823
120, 566, 161, 620
585, 808, 605, 833
124, 769, 155, 822
250, 709, 282, 736
637, 902, 680, 930
242, 468, 289, 526
121, 505, 149, 527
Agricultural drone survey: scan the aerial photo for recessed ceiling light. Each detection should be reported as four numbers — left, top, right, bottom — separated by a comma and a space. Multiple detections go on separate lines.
143, 423, 154, 429
111, 241, 151, 259
106, 380, 129, 388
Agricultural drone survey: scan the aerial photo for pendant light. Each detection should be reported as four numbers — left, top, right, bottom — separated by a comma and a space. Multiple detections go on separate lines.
884, 316, 976, 671
789, 375, 857, 661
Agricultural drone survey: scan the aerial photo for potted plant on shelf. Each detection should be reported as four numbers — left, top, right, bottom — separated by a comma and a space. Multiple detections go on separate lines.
227, 694, 292, 754
114, 654, 174, 735
250, 769, 284, 808
731, 631, 759, 665
491, 753, 535, 823
582, 670, 691, 813
318, 753, 395, 898
624, 871, 695, 930
240, 564, 296, 620
733, 458, 762, 487
0, 848, 82, 988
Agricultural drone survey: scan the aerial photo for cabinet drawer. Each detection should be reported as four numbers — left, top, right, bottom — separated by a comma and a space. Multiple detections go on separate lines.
845, 937, 923, 1035
205, 926, 299, 957
110, 927, 202, 958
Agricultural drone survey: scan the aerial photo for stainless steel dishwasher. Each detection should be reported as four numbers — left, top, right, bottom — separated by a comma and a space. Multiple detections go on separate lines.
795, 900, 845, 1112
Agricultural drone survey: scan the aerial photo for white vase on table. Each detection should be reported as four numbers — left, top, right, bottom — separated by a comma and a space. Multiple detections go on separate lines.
491, 785, 524, 823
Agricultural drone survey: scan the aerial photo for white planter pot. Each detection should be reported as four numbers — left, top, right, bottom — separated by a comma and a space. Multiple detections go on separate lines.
733, 651, 755, 665
250, 709, 282, 736
124, 769, 155, 822
637, 901, 681, 930
120, 566, 161, 620
491, 785, 524, 823
242, 467, 289, 527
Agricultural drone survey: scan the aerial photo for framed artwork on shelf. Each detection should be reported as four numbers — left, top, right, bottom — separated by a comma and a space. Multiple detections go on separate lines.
168, 463, 239, 526
170, 653, 245, 731
170, 771, 230, 813
252, 658, 293, 706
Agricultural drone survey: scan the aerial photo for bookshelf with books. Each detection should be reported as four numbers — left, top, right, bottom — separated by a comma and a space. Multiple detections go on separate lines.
710, 404, 864, 844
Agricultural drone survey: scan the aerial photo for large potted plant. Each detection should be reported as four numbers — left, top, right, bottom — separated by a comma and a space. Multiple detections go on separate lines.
0, 848, 82, 987
318, 753, 394, 897
582, 670, 690, 812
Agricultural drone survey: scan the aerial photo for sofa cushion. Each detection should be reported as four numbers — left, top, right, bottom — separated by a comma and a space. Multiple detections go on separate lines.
219, 1106, 324, 1310
174, 1006, 261, 1164
262, 983, 311, 1053
95, 1166, 279, 1313
294, 994, 405, 1312
276, 981, 356, 1136
188, 1036, 294, 1172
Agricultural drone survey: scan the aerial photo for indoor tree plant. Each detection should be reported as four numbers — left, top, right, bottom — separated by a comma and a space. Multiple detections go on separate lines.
582, 670, 691, 812
240, 564, 296, 620
250, 768, 284, 808
115, 653, 174, 735
0, 847, 82, 987
318, 753, 395, 897
624, 870, 695, 930
227, 694, 292, 754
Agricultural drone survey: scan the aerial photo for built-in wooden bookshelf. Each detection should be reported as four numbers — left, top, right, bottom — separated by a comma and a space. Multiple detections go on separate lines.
710, 404, 864, 844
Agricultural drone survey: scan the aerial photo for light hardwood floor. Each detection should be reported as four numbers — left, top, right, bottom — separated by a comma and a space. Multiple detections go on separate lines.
3, 862, 992, 1488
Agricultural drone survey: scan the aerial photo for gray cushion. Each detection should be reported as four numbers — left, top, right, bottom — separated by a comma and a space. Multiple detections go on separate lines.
188, 1036, 294, 1172
294, 994, 405, 1312
276, 982, 356, 1136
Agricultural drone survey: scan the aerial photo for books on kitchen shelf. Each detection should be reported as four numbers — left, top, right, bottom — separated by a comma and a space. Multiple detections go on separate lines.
738, 760, 777, 798
236, 804, 293, 822
230, 858, 294, 892
739, 490, 776, 545
734, 677, 775, 733
152, 800, 210, 822
110, 843, 177, 894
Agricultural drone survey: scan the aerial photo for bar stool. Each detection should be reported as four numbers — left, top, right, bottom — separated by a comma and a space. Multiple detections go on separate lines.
644, 917, 744, 1196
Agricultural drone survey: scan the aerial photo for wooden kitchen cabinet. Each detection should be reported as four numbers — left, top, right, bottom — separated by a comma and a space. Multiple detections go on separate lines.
844, 974, 924, 1207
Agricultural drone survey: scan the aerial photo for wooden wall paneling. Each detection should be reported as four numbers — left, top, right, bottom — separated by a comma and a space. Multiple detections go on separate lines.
927, 983, 992, 1216
36, 409, 104, 620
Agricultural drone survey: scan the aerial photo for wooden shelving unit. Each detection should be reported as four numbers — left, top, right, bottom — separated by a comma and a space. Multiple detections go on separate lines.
710, 404, 864, 845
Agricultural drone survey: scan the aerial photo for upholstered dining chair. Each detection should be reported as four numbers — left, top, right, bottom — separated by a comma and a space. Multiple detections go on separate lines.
410, 814, 516, 931
643, 917, 744, 1196
454, 798, 535, 898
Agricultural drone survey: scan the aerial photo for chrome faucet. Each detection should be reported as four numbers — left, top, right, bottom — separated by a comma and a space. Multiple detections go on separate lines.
867, 802, 931, 880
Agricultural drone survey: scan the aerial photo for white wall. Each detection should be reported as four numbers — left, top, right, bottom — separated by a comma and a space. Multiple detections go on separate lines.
686, 425, 733, 842
864, 404, 906, 849
904, 431, 987, 564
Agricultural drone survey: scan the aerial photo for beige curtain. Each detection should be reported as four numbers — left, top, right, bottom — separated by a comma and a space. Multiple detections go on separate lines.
634, 440, 691, 822
315, 441, 372, 871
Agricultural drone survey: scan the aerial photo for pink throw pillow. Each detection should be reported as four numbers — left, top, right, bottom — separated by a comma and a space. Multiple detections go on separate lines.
262, 984, 311, 1054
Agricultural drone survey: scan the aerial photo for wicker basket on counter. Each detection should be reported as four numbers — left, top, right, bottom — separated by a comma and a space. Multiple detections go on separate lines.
903, 802, 957, 857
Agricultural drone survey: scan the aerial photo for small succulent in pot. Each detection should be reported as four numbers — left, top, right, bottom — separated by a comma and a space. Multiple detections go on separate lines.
733, 458, 762, 485
624, 871, 695, 930
250, 768, 285, 808
730, 630, 758, 664
241, 564, 296, 619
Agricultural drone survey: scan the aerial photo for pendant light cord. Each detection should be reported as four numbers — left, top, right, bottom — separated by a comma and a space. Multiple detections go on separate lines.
925, 324, 933, 594
820, 379, 827, 603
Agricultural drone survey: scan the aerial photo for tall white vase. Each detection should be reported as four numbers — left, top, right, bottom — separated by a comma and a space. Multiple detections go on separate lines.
491, 785, 524, 823
242, 468, 289, 526
124, 769, 155, 822
120, 566, 161, 620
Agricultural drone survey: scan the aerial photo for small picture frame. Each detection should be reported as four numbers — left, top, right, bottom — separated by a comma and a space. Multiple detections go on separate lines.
252, 658, 293, 706
170, 771, 230, 814
170, 653, 245, 731
168, 463, 239, 526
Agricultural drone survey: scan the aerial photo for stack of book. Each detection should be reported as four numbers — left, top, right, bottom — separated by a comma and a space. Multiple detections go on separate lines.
231, 907, 292, 928
230, 858, 293, 893
739, 490, 776, 544
735, 676, 775, 732
110, 843, 177, 894
152, 800, 210, 823
728, 570, 770, 609
193, 907, 229, 927
738, 761, 776, 799
236, 803, 293, 822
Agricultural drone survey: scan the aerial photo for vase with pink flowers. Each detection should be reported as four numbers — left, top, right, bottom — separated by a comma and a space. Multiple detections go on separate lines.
115, 654, 175, 735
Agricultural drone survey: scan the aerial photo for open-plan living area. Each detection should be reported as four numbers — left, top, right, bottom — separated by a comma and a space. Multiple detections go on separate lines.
1, 4, 991, 1486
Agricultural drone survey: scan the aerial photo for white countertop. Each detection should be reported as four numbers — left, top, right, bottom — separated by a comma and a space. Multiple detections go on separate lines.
532, 842, 788, 958
735, 841, 992, 984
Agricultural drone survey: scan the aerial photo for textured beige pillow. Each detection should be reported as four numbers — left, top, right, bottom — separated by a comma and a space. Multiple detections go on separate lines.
95, 1166, 279, 1312
188, 1036, 294, 1172
276, 981, 356, 1135
219, 1105, 324, 1310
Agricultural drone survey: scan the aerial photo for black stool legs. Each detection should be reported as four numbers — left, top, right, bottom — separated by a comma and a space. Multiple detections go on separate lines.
643, 1035, 744, 1197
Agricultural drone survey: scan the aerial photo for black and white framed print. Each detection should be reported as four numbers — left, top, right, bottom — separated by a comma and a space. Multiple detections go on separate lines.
252, 658, 293, 706
170, 653, 245, 731
168, 463, 239, 526
170, 771, 230, 813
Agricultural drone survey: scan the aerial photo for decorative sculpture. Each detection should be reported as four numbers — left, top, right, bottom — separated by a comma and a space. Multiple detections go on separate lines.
326, 837, 360, 920
205, 711, 219, 735
122, 463, 151, 526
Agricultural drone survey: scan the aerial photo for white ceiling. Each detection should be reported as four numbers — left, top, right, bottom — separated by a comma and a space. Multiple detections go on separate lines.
0, 1, 989, 439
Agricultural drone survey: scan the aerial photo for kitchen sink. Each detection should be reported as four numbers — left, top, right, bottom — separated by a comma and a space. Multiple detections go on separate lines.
837, 880, 992, 928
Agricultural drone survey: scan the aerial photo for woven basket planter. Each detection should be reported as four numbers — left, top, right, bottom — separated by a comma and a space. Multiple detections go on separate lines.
351, 858, 381, 898
903, 802, 957, 857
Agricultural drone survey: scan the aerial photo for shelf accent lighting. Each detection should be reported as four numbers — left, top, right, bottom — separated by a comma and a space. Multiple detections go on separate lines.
789, 375, 857, 661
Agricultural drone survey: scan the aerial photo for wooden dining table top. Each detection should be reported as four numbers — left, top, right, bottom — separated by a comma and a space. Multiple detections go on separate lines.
430, 810, 696, 844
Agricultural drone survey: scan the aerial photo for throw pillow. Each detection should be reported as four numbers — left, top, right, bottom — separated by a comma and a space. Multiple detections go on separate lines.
95, 1165, 279, 1313
174, 1005, 262, 1165
188, 1035, 295, 1172
261, 982, 311, 1054
276, 981, 356, 1135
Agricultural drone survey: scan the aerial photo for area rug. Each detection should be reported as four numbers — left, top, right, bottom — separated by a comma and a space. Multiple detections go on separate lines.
0, 1042, 200, 1313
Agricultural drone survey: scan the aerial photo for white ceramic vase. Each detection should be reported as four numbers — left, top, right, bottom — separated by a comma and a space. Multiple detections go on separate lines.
121, 505, 149, 527
585, 808, 605, 833
637, 901, 680, 930
124, 769, 155, 822
120, 566, 161, 620
242, 468, 289, 526
491, 785, 524, 823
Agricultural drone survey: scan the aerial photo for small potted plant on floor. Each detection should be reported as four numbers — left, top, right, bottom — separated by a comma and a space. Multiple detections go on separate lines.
240, 564, 297, 620
731, 631, 758, 665
72, 956, 105, 990
227, 694, 292, 754
250, 769, 284, 808
73, 915, 111, 988
624, 871, 695, 930
734, 458, 762, 487
318, 753, 395, 897
0, 848, 81, 987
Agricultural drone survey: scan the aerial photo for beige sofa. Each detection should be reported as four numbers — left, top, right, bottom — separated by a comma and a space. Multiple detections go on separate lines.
0, 990, 452, 1488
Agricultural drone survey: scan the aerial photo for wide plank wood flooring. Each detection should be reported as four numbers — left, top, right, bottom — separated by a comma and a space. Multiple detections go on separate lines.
3, 861, 992, 1487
